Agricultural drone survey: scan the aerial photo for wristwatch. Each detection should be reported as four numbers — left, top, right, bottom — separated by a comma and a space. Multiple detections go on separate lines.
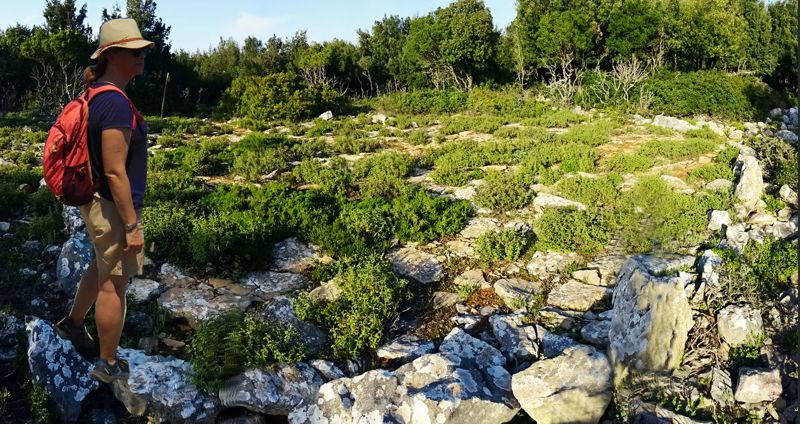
124, 220, 141, 232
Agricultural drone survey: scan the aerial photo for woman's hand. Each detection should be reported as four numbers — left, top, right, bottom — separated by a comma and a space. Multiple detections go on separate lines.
124, 226, 144, 254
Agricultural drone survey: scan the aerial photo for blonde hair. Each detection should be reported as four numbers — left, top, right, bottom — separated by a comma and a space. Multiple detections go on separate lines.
84, 56, 109, 86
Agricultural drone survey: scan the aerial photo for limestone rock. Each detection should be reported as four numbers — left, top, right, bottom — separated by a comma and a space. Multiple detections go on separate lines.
387, 246, 444, 284
775, 129, 798, 144
460, 217, 499, 239
512, 345, 613, 424
308, 360, 346, 381
490, 313, 540, 364
734, 155, 764, 212
219, 363, 323, 415
157, 287, 252, 328
707, 210, 731, 231
240, 271, 310, 299
779, 185, 797, 207
706, 179, 733, 192
158, 263, 196, 287
453, 268, 490, 289
653, 115, 694, 132
26, 317, 100, 423
431, 291, 461, 309
0, 312, 22, 369
546, 279, 611, 312
271, 237, 322, 273
581, 320, 611, 348
767, 220, 798, 239
57, 230, 94, 299
112, 348, 219, 422
526, 251, 581, 278
734, 367, 782, 403
494, 278, 544, 310
127, 278, 162, 303
62, 205, 85, 234
308, 279, 341, 302
533, 193, 586, 210
318, 111, 333, 120
710, 367, 734, 406
717, 304, 764, 347
723, 223, 749, 254
747, 212, 777, 227
259, 296, 327, 356
608, 256, 694, 382
376, 334, 435, 364
289, 328, 519, 424
572, 269, 602, 286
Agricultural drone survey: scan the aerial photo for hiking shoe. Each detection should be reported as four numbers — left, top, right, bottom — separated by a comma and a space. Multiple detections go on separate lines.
91, 358, 129, 383
54, 316, 100, 359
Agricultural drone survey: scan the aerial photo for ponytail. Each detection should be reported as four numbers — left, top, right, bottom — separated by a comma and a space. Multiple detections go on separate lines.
84, 57, 109, 86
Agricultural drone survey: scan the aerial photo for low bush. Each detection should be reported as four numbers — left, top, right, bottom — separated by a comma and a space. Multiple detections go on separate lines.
554, 174, 621, 206
293, 157, 353, 196
747, 136, 798, 190
475, 228, 532, 261
405, 129, 430, 145
519, 141, 599, 176
521, 108, 587, 128
474, 171, 534, 212
145, 168, 207, 203
220, 72, 343, 121
601, 152, 657, 173
373, 89, 468, 115
557, 120, 617, 147
430, 145, 486, 186
353, 151, 415, 198
390, 186, 472, 244
187, 310, 307, 393
534, 208, 611, 255
333, 135, 382, 154
295, 256, 409, 359
231, 149, 286, 181
314, 198, 394, 257
645, 70, 785, 120
638, 138, 719, 161
142, 201, 196, 263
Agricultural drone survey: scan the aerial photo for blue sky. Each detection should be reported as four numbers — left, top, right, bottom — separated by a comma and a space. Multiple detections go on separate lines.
2, 1, 516, 53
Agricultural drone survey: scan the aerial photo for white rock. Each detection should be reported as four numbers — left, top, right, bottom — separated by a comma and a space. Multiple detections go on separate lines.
767, 220, 798, 239
460, 217, 499, 239
706, 179, 733, 192
453, 268, 490, 289
0, 222, 9, 232
723, 223, 749, 254
533, 193, 586, 210
371, 113, 387, 124
707, 210, 731, 231
734, 155, 764, 213
494, 278, 544, 310
747, 212, 777, 227
240, 271, 309, 299
376, 335, 435, 364
734, 367, 782, 403
387, 246, 443, 284
318, 110, 333, 120
775, 129, 798, 144
717, 304, 764, 347
580, 320, 611, 348
779, 185, 798, 207
653, 115, 694, 132
512, 345, 613, 424
127, 278, 162, 303
271, 237, 322, 273
490, 313, 540, 363
546, 279, 611, 312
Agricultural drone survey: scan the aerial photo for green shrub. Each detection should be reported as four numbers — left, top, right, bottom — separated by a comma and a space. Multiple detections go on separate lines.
142, 201, 195, 263
747, 136, 798, 190
390, 186, 472, 244
762, 193, 785, 212
290, 137, 329, 159
220, 72, 343, 121
522, 108, 587, 128
145, 168, 207, 203
645, 70, 785, 120
554, 175, 621, 206
354, 151, 415, 198
156, 134, 184, 147
729, 333, 765, 367
188, 310, 306, 393
557, 121, 615, 147
638, 138, 719, 161
602, 152, 657, 173
188, 209, 273, 268
232, 149, 286, 181
688, 163, 734, 184
474, 171, 533, 212
333, 135, 382, 154
314, 198, 394, 256
293, 157, 353, 196
519, 141, 599, 176
534, 208, 610, 255
295, 256, 409, 359
494, 126, 521, 139
405, 129, 430, 145
430, 146, 485, 186
475, 228, 532, 261
374, 89, 468, 114
26, 212, 64, 245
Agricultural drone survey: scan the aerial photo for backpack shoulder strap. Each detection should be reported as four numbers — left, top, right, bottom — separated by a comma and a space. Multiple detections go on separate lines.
85, 84, 141, 130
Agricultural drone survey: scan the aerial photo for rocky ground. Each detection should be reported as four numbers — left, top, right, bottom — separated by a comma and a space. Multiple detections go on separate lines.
0, 106, 797, 423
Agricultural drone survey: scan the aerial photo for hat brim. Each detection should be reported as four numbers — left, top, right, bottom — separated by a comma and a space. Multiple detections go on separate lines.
90, 39, 155, 59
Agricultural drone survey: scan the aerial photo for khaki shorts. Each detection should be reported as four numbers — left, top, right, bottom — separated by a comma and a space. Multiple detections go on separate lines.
79, 193, 143, 278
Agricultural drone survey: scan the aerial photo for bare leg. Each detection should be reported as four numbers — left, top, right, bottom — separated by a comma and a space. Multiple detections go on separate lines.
95, 275, 127, 364
68, 260, 99, 326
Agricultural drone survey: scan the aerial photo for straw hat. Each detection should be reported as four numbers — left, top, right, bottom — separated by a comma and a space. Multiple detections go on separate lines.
90, 18, 155, 59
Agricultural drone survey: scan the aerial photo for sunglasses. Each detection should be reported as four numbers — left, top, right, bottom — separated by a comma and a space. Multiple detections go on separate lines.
125, 47, 151, 57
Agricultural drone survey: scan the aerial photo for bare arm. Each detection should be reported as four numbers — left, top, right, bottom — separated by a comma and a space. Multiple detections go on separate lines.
101, 127, 143, 253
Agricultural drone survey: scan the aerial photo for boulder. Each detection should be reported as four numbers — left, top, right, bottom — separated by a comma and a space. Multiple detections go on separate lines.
572, 269, 602, 286
533, 193, 586, 211
271, 237, 322, 273
734, 367, 782, 403
308, 279, 341, 302
546, 279, 611, 312
526, 251, 581, 278
259, 296, 327, 356
733, 155, 764, 213
62, 205, 85, 234
539, 326, 578, 358
512, 345, 613, 424
775, 129, 798, 144
308, 359, 346, 381
459, 217, 499, 239
453, 268, 490, 289
608, 256, 694, 382
706, 179, 733, 192
779, 185, 798, 207
127, 278, 162, 303
723, 223, 749, 254
387, 246, 444, 284
707, 210, 731, 231
240, 271, 310, 299
57, 230, 94, 299
219, 363, 324, 415
0, 312, 22, 369
653, 115, 694, 132
318, 111, 333, 120
695, 250, 723, 303
376, 334, 435, 364
289, 328, 519, 424
25, 317, 100, 423
710, 367, 734, 406
112, 348, 219, 422
157, 287, 252, 328
431, 291, 461, 309
716, 304, 764, 347
581, 320, 611, 348
158, 263, 196, 287
494, 278, 544, 310
767, 220, 798, 239
490, 313, 540, 364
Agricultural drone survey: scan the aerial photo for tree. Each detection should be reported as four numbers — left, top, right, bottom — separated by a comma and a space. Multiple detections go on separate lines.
669, 0, 746, 70
606, 0, 663, 61
43, 0, 91, 36
767, 0, 798, 91
0, 25, 35, 111
357, 15, 410, 93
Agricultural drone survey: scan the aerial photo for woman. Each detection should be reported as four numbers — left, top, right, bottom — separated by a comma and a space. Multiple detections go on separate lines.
54, 18, 153, 383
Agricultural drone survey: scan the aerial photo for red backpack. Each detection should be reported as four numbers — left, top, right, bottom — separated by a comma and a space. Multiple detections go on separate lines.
43, 84, 139, 206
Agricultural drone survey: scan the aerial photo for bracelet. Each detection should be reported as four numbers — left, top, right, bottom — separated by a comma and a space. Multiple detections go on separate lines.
124, 220, 142, 232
